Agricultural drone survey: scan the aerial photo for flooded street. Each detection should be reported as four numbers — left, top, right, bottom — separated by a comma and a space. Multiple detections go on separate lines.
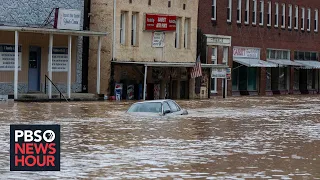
0, 96, 320, 179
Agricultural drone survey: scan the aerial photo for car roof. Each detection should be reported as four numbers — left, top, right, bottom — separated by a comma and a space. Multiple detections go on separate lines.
133, 99, 174, 104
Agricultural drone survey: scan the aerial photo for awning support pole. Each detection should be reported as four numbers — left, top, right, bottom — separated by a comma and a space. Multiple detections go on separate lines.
67, 35, 72, 99
97, 36, 101, 94
143, 65, 148, 100
48, 34, 53, 99
14, 31, 19, 100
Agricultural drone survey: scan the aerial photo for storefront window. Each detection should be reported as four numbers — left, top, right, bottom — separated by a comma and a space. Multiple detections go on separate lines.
232, 62, 240, 90
293, 68, 299, 90
307, 69, 315, 89
266, 68, 272, 90
279, 67, 288, 90
247, 68, 257, 91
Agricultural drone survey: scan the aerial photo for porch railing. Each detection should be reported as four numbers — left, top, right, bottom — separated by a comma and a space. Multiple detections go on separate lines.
44, 75, 69, 102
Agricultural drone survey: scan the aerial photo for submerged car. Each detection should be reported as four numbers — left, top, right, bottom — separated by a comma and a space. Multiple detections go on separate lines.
127, 100, 188, 116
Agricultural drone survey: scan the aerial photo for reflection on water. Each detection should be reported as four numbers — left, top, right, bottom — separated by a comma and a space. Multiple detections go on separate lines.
0, 96, 320, 179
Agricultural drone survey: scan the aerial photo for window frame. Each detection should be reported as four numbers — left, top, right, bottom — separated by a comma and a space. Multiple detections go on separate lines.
120, 12, 126, 45
267, 1, 271, 26
175, 17, 181, 48
301, 7, 305, 31
315, 9, 319, 32
184, 18, 190, 49
294, 6, 299, 30
288, 4, 292, 29
281, 3, 285, 29
237, 0, 242, 23
212, 0, 217, 20
259, 1, 264, 26
307, 8, 311, 31
245, 0, 250, 24
275, 2, 279, 27
252, 0, 257, 25
227, 0, 232, 22
131, 13, 138, 46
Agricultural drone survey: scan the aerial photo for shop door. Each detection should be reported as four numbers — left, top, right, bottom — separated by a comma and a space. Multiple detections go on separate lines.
28, 46, 41, 92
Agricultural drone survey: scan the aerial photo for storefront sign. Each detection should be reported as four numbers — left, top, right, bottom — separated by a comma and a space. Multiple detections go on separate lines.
52, 48, 68, 72
145, 14, 176, 31
206, 35, 232, 46
152, 32, 165, 47
233, 47, 260, 59
212, 68, 226, 78
54, 8, 81, 30
0, 45, 22, 71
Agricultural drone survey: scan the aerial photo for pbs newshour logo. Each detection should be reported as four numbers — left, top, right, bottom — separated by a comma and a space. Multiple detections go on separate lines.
10, 125, 60, 171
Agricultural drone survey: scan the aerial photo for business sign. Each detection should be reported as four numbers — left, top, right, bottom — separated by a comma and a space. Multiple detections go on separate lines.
233, 47, 260, 59
212, 68, 226, 78
226, 68, 231, 80
54, 8, 81, 30
52, 48, 68, 72
206, 35, 232, 46
152, 32, 165, 47
0, 45, 22, 71
145, 14, 176, 31
10, 125, 60, 171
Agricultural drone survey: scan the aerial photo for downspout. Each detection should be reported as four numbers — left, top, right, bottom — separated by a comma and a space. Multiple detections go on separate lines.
113, 0, 116, 60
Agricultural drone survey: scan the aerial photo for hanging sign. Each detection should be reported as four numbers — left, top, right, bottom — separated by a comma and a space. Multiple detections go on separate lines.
212, 68, 226, 78
54, 8, 81, 30
152, 32, 165, 47
0, 45, 22, 71
226, 68, 231, 80
52, 48, 68, 72
145, 14, 176, 31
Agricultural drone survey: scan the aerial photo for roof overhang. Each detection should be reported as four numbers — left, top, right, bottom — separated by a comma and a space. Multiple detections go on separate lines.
234, 58, 278, 67
294, 60, 320, 69
0, 26, 107, 37
267, 59, 304, 67
112, 61, 229, 68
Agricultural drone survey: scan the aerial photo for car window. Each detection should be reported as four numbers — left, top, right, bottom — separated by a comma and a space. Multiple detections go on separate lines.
167, 101, 179, 112
163, 102, 171, 112
127, 102, 162, 113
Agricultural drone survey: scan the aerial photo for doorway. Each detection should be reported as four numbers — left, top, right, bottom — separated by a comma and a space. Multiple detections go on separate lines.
28, 46, 41, 92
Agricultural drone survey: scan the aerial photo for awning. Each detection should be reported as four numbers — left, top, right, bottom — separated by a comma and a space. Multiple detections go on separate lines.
267, 60, 303, 67
233, 58, 277, 67
0, 25, 107, 37
112, 61, 229, 68
294, 60, 320, 69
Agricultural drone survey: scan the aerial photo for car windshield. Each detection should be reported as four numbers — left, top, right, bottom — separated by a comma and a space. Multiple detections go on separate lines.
127, 102, 162, 113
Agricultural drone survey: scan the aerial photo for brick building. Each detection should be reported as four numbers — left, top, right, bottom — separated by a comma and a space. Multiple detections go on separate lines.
198, 0, 320, 96
89, 0, 228, 100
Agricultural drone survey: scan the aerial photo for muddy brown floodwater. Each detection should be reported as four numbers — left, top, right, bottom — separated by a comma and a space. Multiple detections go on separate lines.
0, 95, 319, 179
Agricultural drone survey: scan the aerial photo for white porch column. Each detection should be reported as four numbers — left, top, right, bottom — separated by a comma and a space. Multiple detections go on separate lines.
67, 35, 72, 99
97, 36, 102, 94
14, 31, 19, 100
143, 65, 148, 100
48, 34, 53, 99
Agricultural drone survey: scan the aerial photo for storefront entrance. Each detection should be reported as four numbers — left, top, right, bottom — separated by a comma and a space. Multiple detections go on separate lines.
28, 46, 41, 92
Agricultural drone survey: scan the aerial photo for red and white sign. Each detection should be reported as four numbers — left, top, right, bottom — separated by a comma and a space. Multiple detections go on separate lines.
233, 47, 260, 59
145, 14, 176, 31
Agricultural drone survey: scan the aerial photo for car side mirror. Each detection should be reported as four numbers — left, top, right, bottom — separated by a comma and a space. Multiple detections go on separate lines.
182, 109, 188, 115
164, 110, 171, 115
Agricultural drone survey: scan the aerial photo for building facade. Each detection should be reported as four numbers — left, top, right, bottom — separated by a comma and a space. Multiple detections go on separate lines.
90, 0, 202, 100
0, 0, 85, 96
198, 0, 320, 96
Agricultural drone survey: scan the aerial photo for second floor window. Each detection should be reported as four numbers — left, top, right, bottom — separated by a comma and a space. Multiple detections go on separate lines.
212, 0, 216, 20
288, 4, 292, 29
301, 7, 305, 30
120, 12, 127, 45
237, 0, 241, 23
295, 6, 299, 29
227, 0, 232, 22
259, 1, 264, 25
281, 4, 285, 28
245, 0, 249, 24
315, 9, 319, 32
275, 3, 279, 27
307, 8, 311, 31
252, 0, 257, 25
267, 1, 271, 26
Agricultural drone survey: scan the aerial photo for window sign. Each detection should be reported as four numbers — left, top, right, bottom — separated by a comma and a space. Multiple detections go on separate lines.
0, 45, 22, 71
51, 48, 68, 72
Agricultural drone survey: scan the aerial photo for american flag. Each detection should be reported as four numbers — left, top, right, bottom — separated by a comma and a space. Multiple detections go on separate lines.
191, 55, 202, 78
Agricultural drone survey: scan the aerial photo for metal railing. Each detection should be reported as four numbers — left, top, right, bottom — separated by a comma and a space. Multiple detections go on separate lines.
44, 75, 69, 102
